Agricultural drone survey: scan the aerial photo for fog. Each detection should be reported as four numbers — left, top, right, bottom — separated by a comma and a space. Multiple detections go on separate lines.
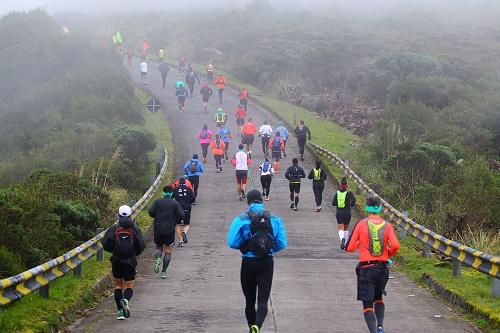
2, 0, 500, 16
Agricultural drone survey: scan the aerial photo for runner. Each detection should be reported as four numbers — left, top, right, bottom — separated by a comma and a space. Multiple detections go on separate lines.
214, 73, 226, 104
142, 40, 150, 59
275, 122, 289, 158
239, 87, 250, 110
200, 81, 213, 112
231, 144, 252, 200
242, 118, 257, 159
333, 177, 357, 249
158, 61, 170, 88
175, 84, 189, 112
171, 175, 193, 191
158, 48, 165, 62
258, 120, 273, 156
102, 205, 146, 320
148, 186, 185, 279
183, 154, 204, 202
173, 177, 195, 247
227, 190, 287, 333
294, 120, 312, 161
269, 132, 285, 173
206, 62, 215, 82
210, 134, 226, 173
127, 46, 134, 67
185, 64, 201, 97
178, 54, 186, 73
235, 104, 247, 136
284, 158, 306, 211
214, 107, 227, 128
308, 160, 328, 212
219, 124, 234, 160
345, 195, 400, 333
198, 124, 213, 163
259, 157, 274, 201
139, 58, 148, 84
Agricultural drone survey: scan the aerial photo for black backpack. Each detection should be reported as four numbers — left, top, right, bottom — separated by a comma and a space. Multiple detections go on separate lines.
241, 211, 275, 257
113, 226, 135, 258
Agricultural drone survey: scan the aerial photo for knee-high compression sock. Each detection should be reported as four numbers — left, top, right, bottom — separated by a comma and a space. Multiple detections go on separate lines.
290, 193, 294, 202
294, 196, 299, 207
114, 289, 123, 310
162, 253, 172, 272
124, 288, 134, 301
374, 300, 385, 328
363, 308, 378, 333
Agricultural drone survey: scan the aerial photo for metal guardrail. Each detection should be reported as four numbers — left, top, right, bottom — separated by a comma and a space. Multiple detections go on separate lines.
311, 143, 500, 280
0, 145, 168, 306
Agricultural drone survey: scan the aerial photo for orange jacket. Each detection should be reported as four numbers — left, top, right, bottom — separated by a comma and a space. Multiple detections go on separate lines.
346, 215, 400, 262
235, 107, 246, 118
210, 140, 226, 156
214, 76, 226, 89
242, 122, 257, 135
269, 136, 285, 150
171, 179, 193, 190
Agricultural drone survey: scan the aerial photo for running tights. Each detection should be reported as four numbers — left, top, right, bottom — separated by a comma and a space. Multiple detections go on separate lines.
362, 299, 384, 333
188, 176, 200, 198
313, 184, 324, 207
215, 155, 223, 170
298, 138, 306, 156
260, 174, 272, 197
240, 257, 274, 329
201, 143, 209, 158
261, 136, 270, 155
224, 142, 230, 159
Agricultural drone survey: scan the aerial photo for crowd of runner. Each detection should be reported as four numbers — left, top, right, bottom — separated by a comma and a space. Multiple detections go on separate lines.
104, 38, 400, 333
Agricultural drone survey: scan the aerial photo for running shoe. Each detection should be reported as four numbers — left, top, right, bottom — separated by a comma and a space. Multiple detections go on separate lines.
264, 196, 270, 201
120, 299, 130, 318
220, 167, 223, 172
241, 191, 246, 199
340, 238, 346, 250
239, 195, 243, 201
290, 202, 295, 209
250, 325, 260, 333
160, 272, 168, 279
154, 257, 161, 273
283, 152, 287, 158
182, 231, 188, 244
377, 326, 385, 333
216, 169, 219, 173
294, 206, 298, 211
116, 310, 125, 320
178, 241, 184, 247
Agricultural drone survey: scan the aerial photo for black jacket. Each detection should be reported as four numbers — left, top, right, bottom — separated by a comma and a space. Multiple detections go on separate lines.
148, 197, 185, 235
158, 62, 170, 75
332, 190, 356, 215
308, 167, 327, 186
102, 216, 146, 267
185, 71, 200, 84
294, 125, 311, 141
173, 184, 195, 210
200, 86, 213, 98
285, 165, 306, 183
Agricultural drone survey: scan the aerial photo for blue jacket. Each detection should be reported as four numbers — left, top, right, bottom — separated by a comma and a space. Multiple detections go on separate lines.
275, 126, 289, 140
227, 203, 287, 258
183, 159, 204, 177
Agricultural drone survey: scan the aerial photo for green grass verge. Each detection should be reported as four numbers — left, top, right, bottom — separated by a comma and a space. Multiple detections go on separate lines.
0, 88, 174, 333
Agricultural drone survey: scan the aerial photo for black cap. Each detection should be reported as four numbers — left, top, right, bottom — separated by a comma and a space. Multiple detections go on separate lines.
247, 190, 263, 204
341, 177, 348, 185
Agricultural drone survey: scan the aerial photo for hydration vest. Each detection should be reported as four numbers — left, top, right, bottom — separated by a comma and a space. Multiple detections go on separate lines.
367, 219, 387, 257
337, 191, 347, 208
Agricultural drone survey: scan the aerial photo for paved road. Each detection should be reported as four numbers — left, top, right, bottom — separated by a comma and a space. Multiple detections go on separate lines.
70, 60, 478, 333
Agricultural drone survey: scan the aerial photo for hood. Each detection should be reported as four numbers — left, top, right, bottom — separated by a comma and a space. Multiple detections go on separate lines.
247, 203, 266, 214
118, 216, 135, 228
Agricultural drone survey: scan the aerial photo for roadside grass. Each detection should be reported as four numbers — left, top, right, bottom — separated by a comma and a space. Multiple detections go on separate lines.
0, 87, 174, 333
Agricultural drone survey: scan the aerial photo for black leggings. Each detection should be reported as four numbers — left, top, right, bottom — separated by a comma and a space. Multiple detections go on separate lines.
201, 143, 210, 158
313, 183, 324, 207
187, 82, 195, 96
224, 141, 230, 159
188, 176, 199, 198
261, 136, 270, 155
298, 138, 306, 156
240, 257, 274, 329
218, 89, 224, 101
260, 174, 272, 197
215, 155, 223, 169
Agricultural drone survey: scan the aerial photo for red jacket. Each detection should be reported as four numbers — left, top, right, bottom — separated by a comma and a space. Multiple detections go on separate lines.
171, 179, 193, 190
242, 122, 257, 135
346, 215, 400, 262
214, 76, 226, 89
240, 89, 249, 100
235, 107, 246, 119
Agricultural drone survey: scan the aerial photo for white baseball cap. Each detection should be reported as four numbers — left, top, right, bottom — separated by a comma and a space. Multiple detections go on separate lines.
118, 205, 132, 217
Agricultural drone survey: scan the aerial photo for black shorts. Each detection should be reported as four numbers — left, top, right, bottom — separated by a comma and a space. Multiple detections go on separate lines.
242, 134, 254, 145
112, 261, 136, 281
236, 118, 245, 126
356, 263, 389, 302
154, 232, 175, 247
202, 96, 210, 102
178, 96, 186, 104
236, 170, 248, 184
176, 210, 191, 225
240, 99, 248, 107
271, 150, 281, 160
289, 182, 301, 193
336, 214, 352, 225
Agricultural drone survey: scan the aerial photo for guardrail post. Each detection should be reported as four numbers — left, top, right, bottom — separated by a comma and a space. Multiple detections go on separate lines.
422, 244, 431, 258
96, 227, 105, 262
73, 263, 82, 278
400, 211, 408, 240
39, 284, 49, 298
452, 259, 461, 277
492, 278, 500, 297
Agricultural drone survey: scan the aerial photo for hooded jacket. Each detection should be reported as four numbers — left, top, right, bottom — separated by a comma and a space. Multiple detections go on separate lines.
102, 216, 146, 267
227, 203, 287, 258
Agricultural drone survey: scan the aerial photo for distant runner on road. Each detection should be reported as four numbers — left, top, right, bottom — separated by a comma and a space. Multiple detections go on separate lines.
148, 186, 185, 279
258, 120, 273, 156
231, 144, 252, 201
285, 158, 306, 211
239, 87, 249, 110
185, 64, 200, 97
175, 85, 189, 112
173, 177, 195, 247
219, 125, 233, 161
139, 58, 148, 84
227, 190, 287, 333
198, 125, 213, 163
333, 177, 357, 249
274, 122, 289, 158
214, 73, 226, 104
102, 205, 145, 320
294, 120, 311, 161
242, 118, 257, 159
211, 134, 226, 173
308, 160, 328, 212
345, 195, 400, 333
183, 154, 204, 202
200, 82, 213, 112
235, 104, 247, 135
158, 62, 170, 88
259, 157, 274, 201
158, 48, 165, 62
214, 107, 227, 128
206, 62, 215, 82
269, 132, 285, 173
